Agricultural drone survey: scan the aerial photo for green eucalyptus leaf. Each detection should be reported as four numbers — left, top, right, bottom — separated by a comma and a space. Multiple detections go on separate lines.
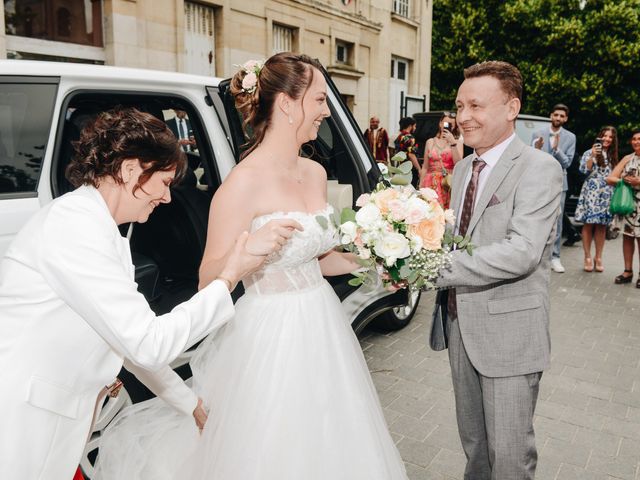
390, 173, 412, 186
348, 277, 364, 286
315, 215, 328, 230
398, 161, 413, 174
453, 235, 464, 243
340, 208, 356, 224
399, 264, 412, 279
408, 271, 420, 283
466, 244, 474, 255
457, 236, 469, 249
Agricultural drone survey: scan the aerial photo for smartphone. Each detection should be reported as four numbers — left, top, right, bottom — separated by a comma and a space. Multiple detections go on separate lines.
443, 122, 452, 131
594, 138, 603, 147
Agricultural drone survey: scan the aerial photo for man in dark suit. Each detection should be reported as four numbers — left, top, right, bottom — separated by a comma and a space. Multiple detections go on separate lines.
166, 109, 196, 153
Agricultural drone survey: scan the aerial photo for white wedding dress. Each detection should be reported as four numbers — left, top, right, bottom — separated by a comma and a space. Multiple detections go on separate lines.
94, 205, 408, 480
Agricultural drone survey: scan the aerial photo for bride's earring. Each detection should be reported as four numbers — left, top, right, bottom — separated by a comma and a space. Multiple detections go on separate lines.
288, 115, 293, 125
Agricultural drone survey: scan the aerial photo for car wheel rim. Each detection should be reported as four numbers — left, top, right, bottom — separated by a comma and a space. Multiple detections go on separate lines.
392, 289, 420, 320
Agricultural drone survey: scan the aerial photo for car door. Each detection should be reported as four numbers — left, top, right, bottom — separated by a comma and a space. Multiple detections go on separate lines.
0, 76, 59, 257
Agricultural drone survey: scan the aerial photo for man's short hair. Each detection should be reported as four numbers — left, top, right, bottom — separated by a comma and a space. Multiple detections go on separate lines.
399, 117, 416, 130
463, 61, 523, 102
551, 103, 569, 116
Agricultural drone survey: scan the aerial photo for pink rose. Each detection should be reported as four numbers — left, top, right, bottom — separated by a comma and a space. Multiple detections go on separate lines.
242, 72, 257, 92
355, 193, 371, 207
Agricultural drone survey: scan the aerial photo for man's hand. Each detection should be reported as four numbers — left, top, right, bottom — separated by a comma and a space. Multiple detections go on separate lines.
534, 137, 544, 150
193, 397, 208, 433
246, 218, 304, 256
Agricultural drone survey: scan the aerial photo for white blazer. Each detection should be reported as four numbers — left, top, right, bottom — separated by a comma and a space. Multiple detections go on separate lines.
0, 185, 234, 480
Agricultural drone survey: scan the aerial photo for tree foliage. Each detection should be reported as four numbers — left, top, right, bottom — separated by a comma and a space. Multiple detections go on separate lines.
430, 0, 640, 153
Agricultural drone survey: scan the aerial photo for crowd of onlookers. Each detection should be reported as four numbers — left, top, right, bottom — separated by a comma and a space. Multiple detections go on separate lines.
363, 106, 640, 286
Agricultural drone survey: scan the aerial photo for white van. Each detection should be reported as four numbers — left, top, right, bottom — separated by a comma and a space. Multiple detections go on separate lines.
0, 60, 420, 476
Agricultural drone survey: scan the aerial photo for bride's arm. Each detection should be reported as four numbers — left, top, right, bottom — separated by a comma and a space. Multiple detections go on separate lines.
198, 168, 259, 290
319, 250, 361, 276
199, 167, 303, 290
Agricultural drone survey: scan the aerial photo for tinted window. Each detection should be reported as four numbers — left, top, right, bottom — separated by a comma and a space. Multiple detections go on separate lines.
0, 82, 57, 195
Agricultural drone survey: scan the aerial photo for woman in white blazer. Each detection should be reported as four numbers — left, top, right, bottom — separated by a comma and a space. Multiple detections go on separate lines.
0, 108, 300, 480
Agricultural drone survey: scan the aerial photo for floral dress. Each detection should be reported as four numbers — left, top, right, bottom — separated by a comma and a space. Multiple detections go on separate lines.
574, 149, 614, 225
420, 146, 454, 208
618, 154, 640, 237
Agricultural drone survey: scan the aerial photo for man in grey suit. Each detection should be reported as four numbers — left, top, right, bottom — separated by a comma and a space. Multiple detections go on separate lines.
532, 104, 576, 273
436, 61, 563, 479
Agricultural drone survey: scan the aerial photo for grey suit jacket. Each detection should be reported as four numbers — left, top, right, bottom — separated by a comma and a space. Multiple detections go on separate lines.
437, 136, 563, 378
531, 126, 576, 191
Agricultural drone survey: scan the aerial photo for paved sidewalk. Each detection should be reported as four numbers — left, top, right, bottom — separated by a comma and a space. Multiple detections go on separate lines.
360, 235, 640, 479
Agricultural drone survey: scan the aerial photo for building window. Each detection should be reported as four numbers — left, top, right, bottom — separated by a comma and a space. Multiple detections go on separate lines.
392, 0, 410, 18
273, 23, 295, 54
335, 40, 353, 66
4, 0, 104, 47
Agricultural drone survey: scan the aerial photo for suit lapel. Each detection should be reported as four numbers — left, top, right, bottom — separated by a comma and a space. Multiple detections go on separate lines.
466, 137, 525, 236
451, 155, 472, 216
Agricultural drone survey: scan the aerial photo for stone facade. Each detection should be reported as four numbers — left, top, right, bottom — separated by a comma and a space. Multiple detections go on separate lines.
1, 0, 432, 128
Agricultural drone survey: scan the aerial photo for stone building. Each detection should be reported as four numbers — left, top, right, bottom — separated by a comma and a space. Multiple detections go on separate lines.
1, 0, 432, 129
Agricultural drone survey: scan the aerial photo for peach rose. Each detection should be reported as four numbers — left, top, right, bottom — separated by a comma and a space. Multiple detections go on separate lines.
410, 210, 445, 251
373, 188, 399, 214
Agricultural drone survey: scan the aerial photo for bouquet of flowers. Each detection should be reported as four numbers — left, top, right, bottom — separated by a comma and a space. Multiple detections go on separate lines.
335, 154, 472, 291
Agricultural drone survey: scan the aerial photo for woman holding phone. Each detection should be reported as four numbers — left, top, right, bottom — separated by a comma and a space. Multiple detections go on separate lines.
419, 112, 463, 208
574, 126, 619, 272
606, 129, 640, 286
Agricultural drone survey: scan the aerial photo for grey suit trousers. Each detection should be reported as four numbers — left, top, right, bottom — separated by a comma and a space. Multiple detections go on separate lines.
448, 318, 541, 480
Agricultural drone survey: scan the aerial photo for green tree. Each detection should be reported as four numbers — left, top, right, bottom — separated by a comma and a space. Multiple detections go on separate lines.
430, 0, 640, 154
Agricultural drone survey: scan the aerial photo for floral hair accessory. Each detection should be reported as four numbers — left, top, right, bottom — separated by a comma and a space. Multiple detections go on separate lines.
235, 59, 264, 94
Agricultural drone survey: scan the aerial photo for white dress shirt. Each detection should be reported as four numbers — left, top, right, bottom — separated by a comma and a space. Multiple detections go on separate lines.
455, 132, 516, 232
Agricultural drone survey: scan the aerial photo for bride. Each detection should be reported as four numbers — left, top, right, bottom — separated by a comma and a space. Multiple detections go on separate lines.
95, 52, 408, 480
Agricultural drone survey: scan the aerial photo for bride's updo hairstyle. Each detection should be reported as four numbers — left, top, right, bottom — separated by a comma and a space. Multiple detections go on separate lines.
230, 52, 324, 157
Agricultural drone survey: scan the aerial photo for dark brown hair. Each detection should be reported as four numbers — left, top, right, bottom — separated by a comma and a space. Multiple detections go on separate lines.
67, 107, 186, 194
596, 126, 619, 168
551, 103, 569, 116
230, 52, 324, 158
464, 61, 523, 102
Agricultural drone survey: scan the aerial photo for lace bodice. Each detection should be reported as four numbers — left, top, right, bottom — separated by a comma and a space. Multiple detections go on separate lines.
243, 204, 339, 295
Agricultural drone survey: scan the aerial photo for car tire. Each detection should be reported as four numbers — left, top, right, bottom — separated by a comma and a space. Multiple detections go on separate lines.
370, 288, 421, 331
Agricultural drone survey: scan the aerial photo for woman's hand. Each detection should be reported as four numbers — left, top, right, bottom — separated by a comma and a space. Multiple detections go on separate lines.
246, 218, 304, 255
623, 175, 640, 187
193, 397, 208, 433
441, 129, 457, 146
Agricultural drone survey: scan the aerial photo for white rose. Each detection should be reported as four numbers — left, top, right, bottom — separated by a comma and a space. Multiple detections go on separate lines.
404, 196, 432, 224
340, 221, 358, 244
374, 231, 411, 266
444, 209, 456, 225
355, 203, 382, 229
419, 187, 439, 202
408, 232, 423, 253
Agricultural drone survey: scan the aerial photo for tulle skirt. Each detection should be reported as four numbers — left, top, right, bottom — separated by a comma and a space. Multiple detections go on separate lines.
94, 282, 408, 480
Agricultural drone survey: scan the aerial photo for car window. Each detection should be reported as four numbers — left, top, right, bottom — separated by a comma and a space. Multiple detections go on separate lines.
515, 118, 550, 145
0, 80, 58, 196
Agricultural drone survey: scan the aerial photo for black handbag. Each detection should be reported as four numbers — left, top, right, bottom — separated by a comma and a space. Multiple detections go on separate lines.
429, 289, 449, 351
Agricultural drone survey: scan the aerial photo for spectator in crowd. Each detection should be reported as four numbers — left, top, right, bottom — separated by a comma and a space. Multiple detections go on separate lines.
532, 103, 576, 273
394, 116, 420, 187
419, 111, 463, 208
166, 109, 196, 152
363, 116, 389, 163
606, 129, 640, 286
574, 126, 619, 272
